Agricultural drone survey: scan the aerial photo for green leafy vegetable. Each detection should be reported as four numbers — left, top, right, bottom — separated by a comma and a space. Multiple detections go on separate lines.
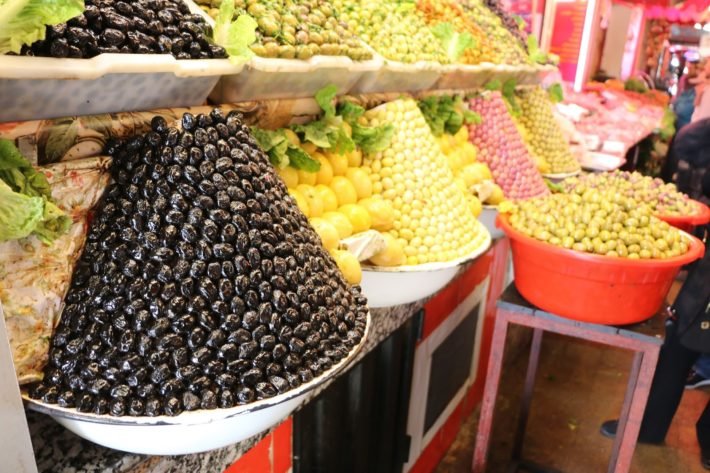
0, 139, 71, 244
484, 79, 502, 91
337, 100, 395, 153
213, 0, 258, 64
0, 180, 44, 241
431, 22, 476, 62
251, 127, 321, 172
512, 15, 526, 31
501, 80, 521, 116
0, 0, 84, 54
547, 83, 564, 103
315, 84, 338, 119
291, 85, 355, 154
286, 146, 320, 172
527, 35, 547, 64
418, 95, 479, 136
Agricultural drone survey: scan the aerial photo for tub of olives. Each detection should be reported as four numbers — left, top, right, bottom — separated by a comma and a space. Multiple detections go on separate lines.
0, 1, 239, 122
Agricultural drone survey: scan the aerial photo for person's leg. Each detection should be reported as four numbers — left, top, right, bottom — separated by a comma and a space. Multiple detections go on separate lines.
637, 322, 700, 443
698, 400, 710, 451
697, 355, 710, 379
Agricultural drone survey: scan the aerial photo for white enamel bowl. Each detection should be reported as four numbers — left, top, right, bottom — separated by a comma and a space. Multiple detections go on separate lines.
360, 222, 491, 308
24, 313, 370, 455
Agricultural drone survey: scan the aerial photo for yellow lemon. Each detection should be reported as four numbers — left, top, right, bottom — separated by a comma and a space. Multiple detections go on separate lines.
283, 129, 300, 146
460, 163, 491, 187
296, 184, 323, 218
309, 217, 340, 250
330, 176, 358, 206
288, 188, 310, 217
300, 142, 317, 155
313, 152, 333, 185
369, 233, 406, 266
467, 194, 483, 217
322, 211, 353, 239
347, 149, 363, 167
326, 151, 349, 176
338, 203, 372, 234
297, 169, 317, 186
315, 184, 338, 212
330, 249, 362, 285
342, 121, 353, 138
485, 183, 505, 205
345, 168, 373, 199
461, 142, 477, 164
359, 197, 394, 231
455, 126, 468, 144
276, 166, 299, 188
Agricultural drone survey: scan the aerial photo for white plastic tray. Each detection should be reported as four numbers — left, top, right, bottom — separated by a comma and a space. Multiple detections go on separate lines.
350, 58, 444, 94
436, 63, 543, 90
360, 222, 492, 308
0, 1, 241, 122
24, 312, 370, 455
209, 53, 382, 102
578, 152, 626, 172
0, 55, 239, 122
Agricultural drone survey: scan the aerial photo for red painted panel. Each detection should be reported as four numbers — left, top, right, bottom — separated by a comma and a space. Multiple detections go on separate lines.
272, 418, 293, 473
224, 433, 272, 473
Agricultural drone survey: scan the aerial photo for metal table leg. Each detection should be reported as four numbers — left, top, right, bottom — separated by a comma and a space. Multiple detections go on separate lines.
512, 328, 544, 462
608, 349, 660, 473
472, 310, 512, 473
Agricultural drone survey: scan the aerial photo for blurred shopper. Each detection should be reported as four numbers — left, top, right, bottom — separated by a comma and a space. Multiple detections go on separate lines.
600, 245, 710, 469
673, 60, 701, 130
692, 59, 710, 124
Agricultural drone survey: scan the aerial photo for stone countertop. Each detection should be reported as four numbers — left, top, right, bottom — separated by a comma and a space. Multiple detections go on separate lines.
28, 302, 424, 473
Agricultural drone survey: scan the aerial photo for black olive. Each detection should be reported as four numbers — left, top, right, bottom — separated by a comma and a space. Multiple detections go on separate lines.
201, 390, 217, 409
255, 382, 277, 399
164, 396, 182, 416
220, 389, 236, 408
150, 364, 171, 384
182, 391, 200, 411
144, 398, 161, 416
272, 343, 288, 361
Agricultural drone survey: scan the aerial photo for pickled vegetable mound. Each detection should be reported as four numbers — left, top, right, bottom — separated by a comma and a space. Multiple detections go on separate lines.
200, 0, 372, 60
20, 0, 227, 59
561, 170, 698, 217
516, 87, 580, 174
29, 109, 368, 417
507, 190, 690, 259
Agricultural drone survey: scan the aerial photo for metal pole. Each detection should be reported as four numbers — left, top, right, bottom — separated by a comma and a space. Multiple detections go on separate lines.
0, 302, 38, 473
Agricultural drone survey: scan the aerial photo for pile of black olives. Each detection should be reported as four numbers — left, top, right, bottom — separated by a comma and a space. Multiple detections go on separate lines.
29, 109, 368, 417
20, 0, 227, 59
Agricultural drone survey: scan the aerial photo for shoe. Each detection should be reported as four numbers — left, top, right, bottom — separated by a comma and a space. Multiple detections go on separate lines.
599, 420, 663, 445
685, 369, 710, 390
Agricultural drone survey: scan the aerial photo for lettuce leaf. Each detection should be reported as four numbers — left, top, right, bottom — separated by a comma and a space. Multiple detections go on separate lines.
0, 0, 85, 54
213, 0, 258, 64
547, 83, 564, 103
251, 127, 321, 171
418, 95, 478, 136
0, 139, 52, 198
0, 141, 71, 244
431, 23, 476, 62
0, 180, 44, 241
527, 35, 548, 64
338, 100, 394, 153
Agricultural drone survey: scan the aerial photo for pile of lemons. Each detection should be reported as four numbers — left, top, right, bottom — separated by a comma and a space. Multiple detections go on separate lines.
277, 129, 396, 285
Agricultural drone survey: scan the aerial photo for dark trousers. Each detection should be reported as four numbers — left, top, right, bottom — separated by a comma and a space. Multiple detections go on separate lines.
639, 321, 710, 449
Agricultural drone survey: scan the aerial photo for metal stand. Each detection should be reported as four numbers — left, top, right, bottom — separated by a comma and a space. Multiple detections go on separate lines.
0, 303, 38, 473
472, 285, 662, 473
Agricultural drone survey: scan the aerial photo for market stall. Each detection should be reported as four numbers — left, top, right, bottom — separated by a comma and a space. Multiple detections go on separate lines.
1, 0, 709, 472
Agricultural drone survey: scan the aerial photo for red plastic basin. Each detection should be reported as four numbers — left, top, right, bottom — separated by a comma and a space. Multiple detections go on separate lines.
656, 200, 710, 233
497, 214, 705, 325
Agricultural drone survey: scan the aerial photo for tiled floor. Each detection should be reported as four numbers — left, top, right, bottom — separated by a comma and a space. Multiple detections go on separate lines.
436, 282, 710, 473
